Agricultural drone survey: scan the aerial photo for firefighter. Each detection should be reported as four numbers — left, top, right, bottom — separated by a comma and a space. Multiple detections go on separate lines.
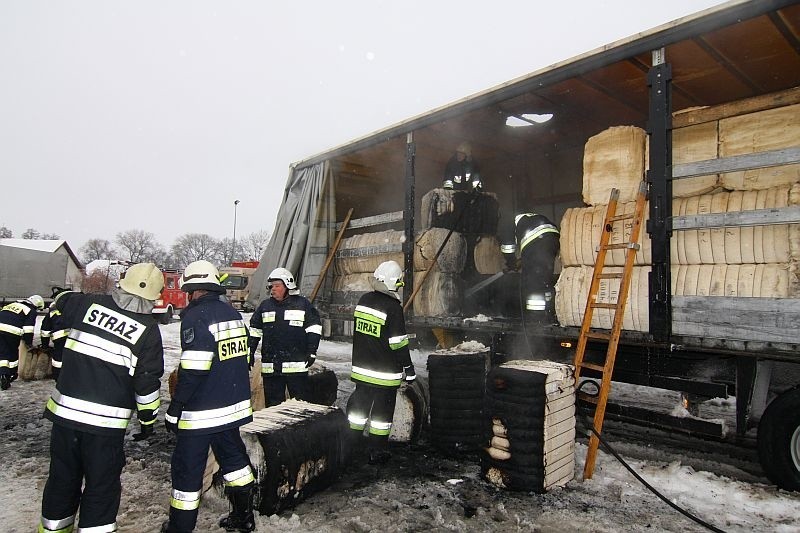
163, 260, 255, 533
38, 263, 164, 533
442, 141, 482, 191
0, 294, 44, 390
500, 213, 561, 323
248, 267, 322, 407
40, 286, 80, 381
346, 260, 416, 465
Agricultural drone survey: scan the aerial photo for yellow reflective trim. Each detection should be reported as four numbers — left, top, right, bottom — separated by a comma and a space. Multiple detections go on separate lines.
0, 323, 23, 336
46, 398, 130, 430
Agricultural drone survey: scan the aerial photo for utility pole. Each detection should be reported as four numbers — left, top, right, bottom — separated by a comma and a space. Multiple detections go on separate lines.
231, 199, 240, 266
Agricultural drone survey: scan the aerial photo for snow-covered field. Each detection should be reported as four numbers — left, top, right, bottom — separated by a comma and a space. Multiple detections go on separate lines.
2, 317, 799, 532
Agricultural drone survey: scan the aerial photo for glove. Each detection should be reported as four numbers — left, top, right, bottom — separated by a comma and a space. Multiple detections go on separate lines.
403, 365, 416, 382
40, 340, 50, 349
51, 366, 60, 382
248, 352, 256, 370
306, 353, 316, 369
132, 423, 154, 441
165, 401, 183, 434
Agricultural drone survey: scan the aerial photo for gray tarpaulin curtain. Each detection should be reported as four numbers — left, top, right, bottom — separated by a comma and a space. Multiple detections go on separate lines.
248, 162, 336, 306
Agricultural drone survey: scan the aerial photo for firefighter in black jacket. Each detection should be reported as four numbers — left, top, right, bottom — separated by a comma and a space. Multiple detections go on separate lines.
40, 286, 80, 381
442, 141, 482, 191
500, 213, 561, 323
346, 260, 415, 465
249, 267, 322, 407
0, 294, 44, 390
38, 263, 164, 533
162, 260, 255, 533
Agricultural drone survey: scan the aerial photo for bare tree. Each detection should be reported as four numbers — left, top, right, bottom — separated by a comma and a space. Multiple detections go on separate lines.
80, 238, 116, 263
0, 226, 12, 238
171, 233, 224, 269
21, 228, 41, 240
242, 230, 271, 261
115, 229, 163, 263
41, 232, 60, 240
82, 270, 116, 294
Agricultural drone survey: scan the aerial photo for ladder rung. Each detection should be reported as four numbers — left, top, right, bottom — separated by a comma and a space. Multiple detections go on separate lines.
597, 272, 623, 279
590, 302, 619, 309
584, 330, 611, 341
578, 362, 606, 372
601, 242, 640, 250
608, 213, 634, 222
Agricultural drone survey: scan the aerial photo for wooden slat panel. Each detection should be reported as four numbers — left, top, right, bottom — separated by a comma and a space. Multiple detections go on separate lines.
672, 146, 800, 178
673, 86, 800, 128
672, 295, 800, 344
671, 205, 800, 229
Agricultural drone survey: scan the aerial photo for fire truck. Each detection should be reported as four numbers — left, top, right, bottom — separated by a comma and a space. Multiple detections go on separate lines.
151, 269, 189, 324
220, 261, 259, 312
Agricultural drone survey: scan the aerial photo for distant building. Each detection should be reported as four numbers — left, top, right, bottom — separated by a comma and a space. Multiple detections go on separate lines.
0, 239, 84, 301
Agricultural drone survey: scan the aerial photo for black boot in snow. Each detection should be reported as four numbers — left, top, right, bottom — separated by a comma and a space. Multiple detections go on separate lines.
218, 489, 255, 532
0, 374, 10, 390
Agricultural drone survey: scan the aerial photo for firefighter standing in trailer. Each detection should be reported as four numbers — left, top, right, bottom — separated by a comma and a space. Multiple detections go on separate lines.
248, 267, 322, 407
0, 294, 44, 390
500, 213, 561, 323
39, 286, 80, 381
346, 260, 416, 465
442, 141, 482, 191
162, 260, 255, 533
38, 263, 164, 533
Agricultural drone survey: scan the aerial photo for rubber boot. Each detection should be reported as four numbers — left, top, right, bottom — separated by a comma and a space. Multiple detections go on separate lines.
0, 374, 10, 390
367, 434, 391, 465
218, 489, 255, 532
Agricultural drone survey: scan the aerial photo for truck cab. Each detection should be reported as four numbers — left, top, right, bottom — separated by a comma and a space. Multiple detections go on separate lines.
220, 261, 259, 312
152, 269, 188, 324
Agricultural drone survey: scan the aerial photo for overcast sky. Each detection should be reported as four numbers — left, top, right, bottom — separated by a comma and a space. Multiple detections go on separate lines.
0, 0, 725, 253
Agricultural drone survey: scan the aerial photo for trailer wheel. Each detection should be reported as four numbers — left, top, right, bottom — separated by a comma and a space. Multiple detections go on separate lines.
159, 305, 173, 325
757, 386, 800, 491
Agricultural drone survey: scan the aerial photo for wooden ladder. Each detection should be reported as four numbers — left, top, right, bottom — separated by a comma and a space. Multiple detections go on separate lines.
573, 181, 648, 480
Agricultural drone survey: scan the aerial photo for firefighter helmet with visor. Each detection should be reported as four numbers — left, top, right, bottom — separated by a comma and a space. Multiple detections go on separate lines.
267, 268, 297, 291
373, 261, 404, 293
179, 260, 224, 293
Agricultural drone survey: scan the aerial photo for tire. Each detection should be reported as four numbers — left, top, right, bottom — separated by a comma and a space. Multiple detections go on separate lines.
758, 386, 800, 491
159, 305, 173, 325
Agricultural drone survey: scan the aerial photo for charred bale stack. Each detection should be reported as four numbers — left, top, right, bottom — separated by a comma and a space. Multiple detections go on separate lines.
427, 345, 490, 453
240, 400, 349, 516
482, 360, 575, 492
421, 188, 504, 277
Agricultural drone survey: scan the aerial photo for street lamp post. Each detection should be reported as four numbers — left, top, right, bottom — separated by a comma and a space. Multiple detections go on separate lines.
231, 200, 240, 265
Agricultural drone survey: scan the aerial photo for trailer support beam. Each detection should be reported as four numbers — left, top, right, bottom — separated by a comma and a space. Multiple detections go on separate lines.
646, 49, 672, 342
403, 132, 416, 314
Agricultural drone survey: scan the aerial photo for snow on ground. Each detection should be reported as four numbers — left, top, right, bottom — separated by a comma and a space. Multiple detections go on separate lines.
2, 316, 800, 532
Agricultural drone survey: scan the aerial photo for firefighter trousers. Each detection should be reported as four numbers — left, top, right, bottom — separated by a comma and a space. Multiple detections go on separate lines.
168, 428, 254, 532
263, 373, 310, 406
40, 424, 125, 532
346, 382, 397, 444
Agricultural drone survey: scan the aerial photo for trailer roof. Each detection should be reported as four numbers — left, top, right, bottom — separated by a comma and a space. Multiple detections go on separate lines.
291, 0, 800, 173
0, 239, 82, 268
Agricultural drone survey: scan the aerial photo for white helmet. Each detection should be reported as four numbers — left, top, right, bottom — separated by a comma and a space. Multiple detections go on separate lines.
119, 263, 164, 301
373, 261, 404, 293
267, 267, 297, 291
180, 260, 224, 293
27, 294, 45, 311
